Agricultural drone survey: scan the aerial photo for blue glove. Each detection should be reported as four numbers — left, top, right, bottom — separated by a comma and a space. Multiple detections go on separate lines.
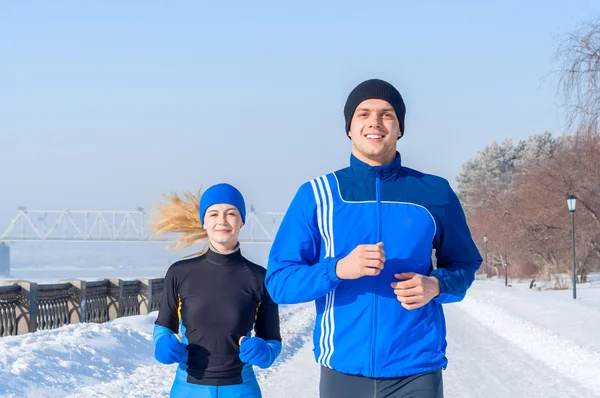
239, 336, 279, 369
154, 334, 186, 365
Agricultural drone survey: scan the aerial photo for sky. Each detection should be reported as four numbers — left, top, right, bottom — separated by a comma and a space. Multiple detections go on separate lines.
1, 0, 599, 237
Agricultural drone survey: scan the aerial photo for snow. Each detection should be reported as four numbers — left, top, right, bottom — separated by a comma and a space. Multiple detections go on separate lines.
444, 282, 600, 397
0, 281, 599, 397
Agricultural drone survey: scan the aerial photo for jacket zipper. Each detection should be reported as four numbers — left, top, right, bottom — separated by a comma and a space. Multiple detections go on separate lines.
371, 170, 382, 377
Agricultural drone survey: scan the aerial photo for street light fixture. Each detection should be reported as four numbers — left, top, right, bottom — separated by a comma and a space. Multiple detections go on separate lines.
567, 194, 577, 299
483, 235, 488, 277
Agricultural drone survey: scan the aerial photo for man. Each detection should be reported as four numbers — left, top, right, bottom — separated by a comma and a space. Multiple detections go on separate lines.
265, 78, 482, 397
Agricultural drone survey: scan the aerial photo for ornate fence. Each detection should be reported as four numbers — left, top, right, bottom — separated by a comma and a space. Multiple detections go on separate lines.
0, 277, 164, 337
0, 284, 21, 337
85, 280, 111, 323
37, 283, 71, 331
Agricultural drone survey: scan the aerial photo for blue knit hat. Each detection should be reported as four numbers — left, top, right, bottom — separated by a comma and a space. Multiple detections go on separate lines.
199, 183, 246, 226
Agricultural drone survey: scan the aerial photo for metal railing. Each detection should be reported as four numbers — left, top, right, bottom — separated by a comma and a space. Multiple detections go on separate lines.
0, 278, 165, 337
121, 280, 141, 317
37, 283, 71, 331
86, 280, 111, 323
0, 285, 21, 337
149, 279, 163, 312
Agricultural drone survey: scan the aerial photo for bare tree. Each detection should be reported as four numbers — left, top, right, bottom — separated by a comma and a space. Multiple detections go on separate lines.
459, 17, 600, 282
555, 17, 600, 130
460, 129, 600, 283
497, 127, 600, 282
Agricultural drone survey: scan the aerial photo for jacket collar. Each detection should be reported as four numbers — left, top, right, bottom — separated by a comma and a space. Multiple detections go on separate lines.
349, 151, 402, 181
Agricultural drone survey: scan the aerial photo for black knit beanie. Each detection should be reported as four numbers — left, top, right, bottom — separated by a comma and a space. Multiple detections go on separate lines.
344, 79, 406, 138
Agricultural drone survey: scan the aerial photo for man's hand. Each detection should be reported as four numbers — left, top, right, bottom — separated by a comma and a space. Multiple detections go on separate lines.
390, 272, 440, 310
335, 242, 385, 280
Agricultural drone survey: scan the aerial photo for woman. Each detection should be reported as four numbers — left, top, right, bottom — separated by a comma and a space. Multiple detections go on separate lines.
149, 183, 282, 398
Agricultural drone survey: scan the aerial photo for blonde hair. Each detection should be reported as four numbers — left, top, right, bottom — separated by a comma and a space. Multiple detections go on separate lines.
148, 190, 209, 256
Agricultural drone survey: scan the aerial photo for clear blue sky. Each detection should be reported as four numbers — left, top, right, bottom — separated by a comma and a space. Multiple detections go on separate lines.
1, 0, 599, 225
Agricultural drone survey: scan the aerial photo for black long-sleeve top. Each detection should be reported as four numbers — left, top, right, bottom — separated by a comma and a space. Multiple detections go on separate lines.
155, 246, 281, 385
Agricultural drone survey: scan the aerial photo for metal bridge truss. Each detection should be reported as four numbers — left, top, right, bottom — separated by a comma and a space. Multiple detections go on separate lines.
0, 207, 284, 244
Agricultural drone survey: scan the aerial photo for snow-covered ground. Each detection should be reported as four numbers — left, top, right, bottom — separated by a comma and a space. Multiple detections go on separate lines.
0, 280, 599, 398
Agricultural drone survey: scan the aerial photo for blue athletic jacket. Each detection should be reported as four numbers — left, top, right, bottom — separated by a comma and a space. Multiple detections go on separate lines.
265, 152, 482, 378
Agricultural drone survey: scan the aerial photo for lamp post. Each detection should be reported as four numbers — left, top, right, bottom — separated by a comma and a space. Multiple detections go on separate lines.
483, 235, 488, 277
567, 194, 577, 299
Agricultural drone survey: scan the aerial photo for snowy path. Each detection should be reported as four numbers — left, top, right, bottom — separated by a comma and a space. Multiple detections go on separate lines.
444, 305, 598, 397
260, 296, 600, 398
2, 281, 599, 397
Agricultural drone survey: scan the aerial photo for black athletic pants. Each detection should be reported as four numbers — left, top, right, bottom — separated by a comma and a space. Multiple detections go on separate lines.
319, 366, 444, 398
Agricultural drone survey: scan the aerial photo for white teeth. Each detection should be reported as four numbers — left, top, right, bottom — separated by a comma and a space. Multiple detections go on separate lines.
366, 134, 383, 139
